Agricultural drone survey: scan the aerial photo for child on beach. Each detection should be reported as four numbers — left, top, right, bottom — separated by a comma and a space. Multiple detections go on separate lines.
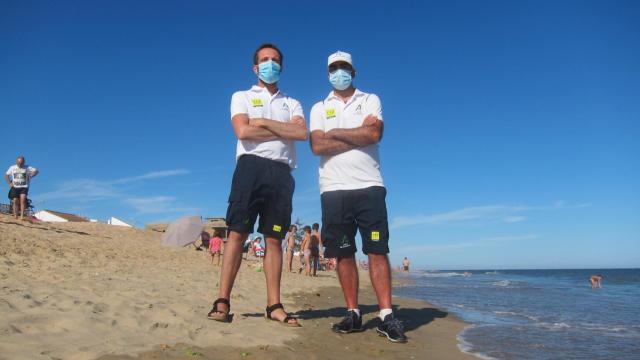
209, 230, 223, 266
253, 237, 265, 258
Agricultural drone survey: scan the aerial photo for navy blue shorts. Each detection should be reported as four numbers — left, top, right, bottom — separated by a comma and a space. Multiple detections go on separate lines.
321, 186, 390, 257
8, 187, 28, 200
225, 155, 294, 240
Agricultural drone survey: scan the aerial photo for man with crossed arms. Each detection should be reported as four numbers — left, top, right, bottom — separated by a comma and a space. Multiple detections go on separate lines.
310, 51, 407, 342
208, 43, 306, 327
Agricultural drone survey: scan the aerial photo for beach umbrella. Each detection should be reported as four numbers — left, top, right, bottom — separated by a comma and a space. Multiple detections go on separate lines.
161, 216, 203, 247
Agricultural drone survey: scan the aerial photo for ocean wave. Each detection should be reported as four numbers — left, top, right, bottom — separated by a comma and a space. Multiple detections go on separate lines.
457, 325, 499, 360
491, 280, 512, 287
538, 322, 571, 330
419, 272, 468, 278
494, 310, 540, 322
578, 323, 640, 335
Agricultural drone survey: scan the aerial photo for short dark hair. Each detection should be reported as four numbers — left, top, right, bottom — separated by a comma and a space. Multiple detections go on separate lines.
253, 43, 283, 65
303, 225, 311, 233
312, 223, 319, 230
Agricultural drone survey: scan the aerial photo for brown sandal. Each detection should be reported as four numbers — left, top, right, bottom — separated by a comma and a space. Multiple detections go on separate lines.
207, 298, 230, 322
265, 303, 301, 327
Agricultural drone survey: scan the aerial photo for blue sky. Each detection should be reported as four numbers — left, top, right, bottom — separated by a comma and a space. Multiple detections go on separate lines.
2, 0, 638, 269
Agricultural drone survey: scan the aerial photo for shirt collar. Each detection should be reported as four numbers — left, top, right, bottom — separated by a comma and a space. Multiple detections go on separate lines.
325, 88, 364, 102
250, 85, 281, 98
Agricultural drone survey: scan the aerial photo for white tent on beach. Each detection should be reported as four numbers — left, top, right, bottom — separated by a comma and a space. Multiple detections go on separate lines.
107, 217, 133, 227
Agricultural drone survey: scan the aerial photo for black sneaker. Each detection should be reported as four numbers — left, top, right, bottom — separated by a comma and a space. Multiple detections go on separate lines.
331, 310, 363, 333
376, 314, 408, 343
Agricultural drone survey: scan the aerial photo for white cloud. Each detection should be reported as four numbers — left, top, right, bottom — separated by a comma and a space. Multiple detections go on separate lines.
124, 196, 200, 215
38, 169, 190, 202
37, 169, 199, 221
112, 169, 190, 184
390, 205, 532, 229
390, 202, 591, 230
394, 234, 539, 254
38, 179, 119, 202
485, 234, 539, 242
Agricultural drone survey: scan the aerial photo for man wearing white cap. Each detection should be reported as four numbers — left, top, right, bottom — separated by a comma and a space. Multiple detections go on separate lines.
310, 51, 407, 342
207, 43, 307, 327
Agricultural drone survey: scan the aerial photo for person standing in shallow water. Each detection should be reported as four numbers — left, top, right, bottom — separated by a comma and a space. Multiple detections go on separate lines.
402, 257, 410, 272
309, 51, 407, 343
207, 43, 307, 327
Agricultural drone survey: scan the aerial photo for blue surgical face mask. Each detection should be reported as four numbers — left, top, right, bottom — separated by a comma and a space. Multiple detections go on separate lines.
329, 69, 352, 90
258, 60, 281, 84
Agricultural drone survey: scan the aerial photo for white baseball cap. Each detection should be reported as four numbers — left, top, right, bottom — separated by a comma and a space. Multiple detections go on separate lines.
327, 51, 353, 66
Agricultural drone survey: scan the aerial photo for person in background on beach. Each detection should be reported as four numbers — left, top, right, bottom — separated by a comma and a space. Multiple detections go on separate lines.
300, 226, 312, 276
590, 274, 603, 289
207, 43, 306, 327
285, 225, 297, 272
5, 155, 38, 220
209, 230, 223, 266
242, 237, 252, 259
402, 257, 410, 272
253, 237, 265, 258
310, 51, 407, 343
310, 223, 320, 276
311, 223, 323, 273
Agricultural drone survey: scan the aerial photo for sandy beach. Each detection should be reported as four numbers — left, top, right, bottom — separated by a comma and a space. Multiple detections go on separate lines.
0, 213, 474, 360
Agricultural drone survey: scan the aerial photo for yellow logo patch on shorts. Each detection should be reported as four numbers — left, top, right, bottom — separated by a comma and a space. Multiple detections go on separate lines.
371, 231, 380, 241
325, 108, 336, 119
273, 225, 282, 232
251, 98, 263, 107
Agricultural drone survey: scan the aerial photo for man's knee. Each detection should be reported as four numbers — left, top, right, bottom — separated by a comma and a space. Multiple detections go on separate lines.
337, 254, 356, 262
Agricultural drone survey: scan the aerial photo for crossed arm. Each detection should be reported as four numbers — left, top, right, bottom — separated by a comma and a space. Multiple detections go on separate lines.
231, 114, 308, 141
310, 115, 384, 156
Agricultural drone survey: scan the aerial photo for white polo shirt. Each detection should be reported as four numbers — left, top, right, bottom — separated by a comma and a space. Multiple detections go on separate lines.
6, 165, 37, 188
310, 89, 384, 193
230, 85, 304, 169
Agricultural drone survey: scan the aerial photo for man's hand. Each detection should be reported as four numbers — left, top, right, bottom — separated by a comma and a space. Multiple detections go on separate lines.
247, 116, 307, 141
324, 114, 383, 146
362, 114, 378, 127
291, 117, 305, 126
249, 118, 265, 127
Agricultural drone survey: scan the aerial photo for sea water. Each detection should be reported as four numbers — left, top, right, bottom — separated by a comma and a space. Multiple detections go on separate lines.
395, 269, 640, 360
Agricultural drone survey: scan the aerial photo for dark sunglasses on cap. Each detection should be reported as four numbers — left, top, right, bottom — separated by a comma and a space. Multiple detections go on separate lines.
329, 63, 353, 73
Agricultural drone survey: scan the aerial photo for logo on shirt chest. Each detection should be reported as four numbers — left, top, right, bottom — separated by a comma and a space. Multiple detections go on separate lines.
325, 108, 336, 119
282, 102, 289, 112
251, 98, 263, 107
354, 104, 363, 115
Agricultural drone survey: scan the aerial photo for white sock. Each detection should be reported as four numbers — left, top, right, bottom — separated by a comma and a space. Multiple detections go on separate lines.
379, 308, 393, 320
348, 308, 361, 317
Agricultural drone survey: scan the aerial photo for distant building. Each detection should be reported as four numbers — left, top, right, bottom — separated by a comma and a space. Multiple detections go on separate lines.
146, 216, 228, 238
107, 217, 133, 227
34, 210, 89, 223
204, 217, 228, 238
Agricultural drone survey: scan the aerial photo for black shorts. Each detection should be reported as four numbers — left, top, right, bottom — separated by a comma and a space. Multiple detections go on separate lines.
321, 186, 389, 257
225, 155, 294, 240
8, 187, 28, 200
